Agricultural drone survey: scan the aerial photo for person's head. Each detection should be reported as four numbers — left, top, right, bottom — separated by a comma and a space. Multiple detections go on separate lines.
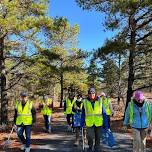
88, 87, 96, 100
133, 91, 145, 103
20, 91, 28, 102
69, 92, 75, 99
77, 94, 82, 102
100, 92, 106, 99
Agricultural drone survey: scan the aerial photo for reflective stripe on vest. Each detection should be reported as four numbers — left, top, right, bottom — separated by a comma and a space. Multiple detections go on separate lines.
129, 100, 151, 125
41, 98, 52, 115
103, 98, 111, 115
65, 98, 75, 114
84, 98, 103, 127
16, 101, 33, 125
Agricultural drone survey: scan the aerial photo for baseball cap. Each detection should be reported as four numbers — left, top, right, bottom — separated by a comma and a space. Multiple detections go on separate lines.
20, 91, 27, 97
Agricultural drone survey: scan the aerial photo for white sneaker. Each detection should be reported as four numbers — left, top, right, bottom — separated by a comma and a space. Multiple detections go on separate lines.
25, 147, 30, 152
20, 144, 26, 150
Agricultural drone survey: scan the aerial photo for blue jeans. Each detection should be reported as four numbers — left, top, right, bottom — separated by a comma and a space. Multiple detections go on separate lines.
17, 125, 32, 148
43, 115, 51, 131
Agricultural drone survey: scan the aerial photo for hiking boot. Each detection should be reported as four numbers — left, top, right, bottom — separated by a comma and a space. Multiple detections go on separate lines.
25, 147, 30, 152
20, 144, 26, 151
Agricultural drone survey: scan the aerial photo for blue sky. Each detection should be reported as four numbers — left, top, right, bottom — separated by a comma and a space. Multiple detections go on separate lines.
49, 0, 115, 52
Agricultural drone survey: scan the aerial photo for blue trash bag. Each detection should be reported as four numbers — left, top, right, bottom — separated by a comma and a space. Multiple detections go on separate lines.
101, 128, 116, 147
73, 111, 82, 127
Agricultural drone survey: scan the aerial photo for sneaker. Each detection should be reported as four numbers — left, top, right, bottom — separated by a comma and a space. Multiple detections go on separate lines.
20, 144, 26, 151
25, 147, 30, 152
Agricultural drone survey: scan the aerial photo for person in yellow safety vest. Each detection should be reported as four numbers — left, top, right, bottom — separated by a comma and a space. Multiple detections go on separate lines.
100, 92, 114, 128
123, 90, 152, 152
64, 92, 76, 131
39, 94, 53, 133
80, 87, 109, 152
14, 91, 36, 152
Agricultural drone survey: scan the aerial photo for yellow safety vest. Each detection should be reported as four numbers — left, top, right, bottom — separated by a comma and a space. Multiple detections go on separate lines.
83, 98, 103, 127
65, 98, 75, 114
16, 101, 33, 125
41, 98, 53, 115
103, 98, 111, 115
129, 100, 151, 125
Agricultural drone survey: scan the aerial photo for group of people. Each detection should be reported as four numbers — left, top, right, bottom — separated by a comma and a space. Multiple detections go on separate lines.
64, 88, 152, 152
13, 88, 152, 152
64, 87, 114, 152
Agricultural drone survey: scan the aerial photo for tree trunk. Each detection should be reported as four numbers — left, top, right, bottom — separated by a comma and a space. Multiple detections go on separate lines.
60, 72, 63, 108
126, 50, 134, 110
0, 37, 8, 125
125, 14, 136, 111
117, 54, 121, 105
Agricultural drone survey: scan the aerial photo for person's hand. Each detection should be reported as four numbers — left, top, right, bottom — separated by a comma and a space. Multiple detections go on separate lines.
149, 124, 152, 130
149, 129, 152, 138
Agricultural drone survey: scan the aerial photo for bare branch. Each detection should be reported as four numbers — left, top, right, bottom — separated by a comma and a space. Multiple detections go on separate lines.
137, 30, 152, 42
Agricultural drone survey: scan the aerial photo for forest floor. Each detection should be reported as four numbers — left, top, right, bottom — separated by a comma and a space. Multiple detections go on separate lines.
0, 99, 152, 152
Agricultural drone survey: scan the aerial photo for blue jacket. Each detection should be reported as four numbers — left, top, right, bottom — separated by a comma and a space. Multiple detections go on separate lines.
80, 96, 109, 129
123, 101, 152, 129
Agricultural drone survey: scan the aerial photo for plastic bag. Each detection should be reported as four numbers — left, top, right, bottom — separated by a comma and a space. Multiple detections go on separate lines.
101, 128, 116, 147
73, 111, 81, 127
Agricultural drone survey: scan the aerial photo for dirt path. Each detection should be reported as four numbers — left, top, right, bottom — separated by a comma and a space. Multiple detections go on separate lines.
0, 106, 151, 152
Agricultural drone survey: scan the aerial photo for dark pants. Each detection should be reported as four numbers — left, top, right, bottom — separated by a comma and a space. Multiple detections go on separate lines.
107, 115, 110, 128
43, 115, 51, 131
87, 126, 101, 151
75, 127, 80, 141
66, 114, 73, 126
17, 125, 32, 148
